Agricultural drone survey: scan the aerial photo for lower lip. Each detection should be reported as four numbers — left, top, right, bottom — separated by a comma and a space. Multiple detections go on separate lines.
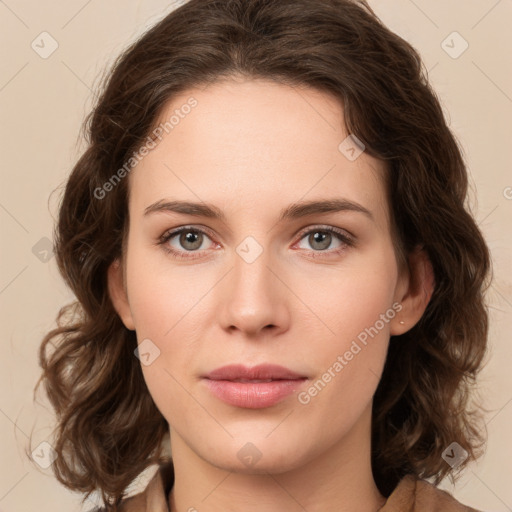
203, 378, 307, 409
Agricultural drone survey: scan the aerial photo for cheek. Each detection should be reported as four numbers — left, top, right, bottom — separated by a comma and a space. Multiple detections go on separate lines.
294, 244, 399, 348
124, 237, 206, 337
124, 258, 204, 423
123, 243, 216, 402
294, 247, 399, 407
294, 303, 396, 440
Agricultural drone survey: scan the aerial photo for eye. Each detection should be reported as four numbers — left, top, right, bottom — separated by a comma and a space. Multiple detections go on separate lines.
294, 226, 354, 256
158, 226, 218, 259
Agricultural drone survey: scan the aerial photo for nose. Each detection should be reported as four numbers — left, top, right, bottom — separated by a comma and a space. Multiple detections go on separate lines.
217, 246, 290, 338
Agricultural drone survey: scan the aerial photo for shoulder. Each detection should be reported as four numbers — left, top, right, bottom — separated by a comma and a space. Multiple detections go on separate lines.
414, 478, 482, 512
382, 474, 483, 512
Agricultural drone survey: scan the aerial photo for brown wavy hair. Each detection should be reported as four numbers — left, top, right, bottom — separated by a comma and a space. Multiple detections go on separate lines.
33, 0, 491, 509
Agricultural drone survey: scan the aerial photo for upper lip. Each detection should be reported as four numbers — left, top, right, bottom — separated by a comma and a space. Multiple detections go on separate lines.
203, 364, 306, 381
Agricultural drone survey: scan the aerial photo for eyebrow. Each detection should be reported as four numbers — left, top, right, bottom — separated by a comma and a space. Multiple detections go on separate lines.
144, 198, 373, 222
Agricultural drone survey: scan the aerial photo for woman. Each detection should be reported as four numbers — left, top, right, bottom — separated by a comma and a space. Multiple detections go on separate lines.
34, 0, 490, 511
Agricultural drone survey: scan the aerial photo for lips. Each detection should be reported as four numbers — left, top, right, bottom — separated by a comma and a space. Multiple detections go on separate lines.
202, 364, 308, 409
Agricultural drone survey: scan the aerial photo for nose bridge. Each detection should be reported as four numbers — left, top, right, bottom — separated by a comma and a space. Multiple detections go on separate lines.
218, 236, 288, 335
232, 239, 276, 309
233, 241, 273, 297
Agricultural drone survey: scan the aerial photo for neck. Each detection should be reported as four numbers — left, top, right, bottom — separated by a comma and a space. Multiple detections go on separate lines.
168, 404, 385, 512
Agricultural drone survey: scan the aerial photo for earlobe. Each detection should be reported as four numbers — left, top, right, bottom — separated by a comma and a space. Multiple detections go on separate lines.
391, 246, 435, 336
107, 259, 135, 331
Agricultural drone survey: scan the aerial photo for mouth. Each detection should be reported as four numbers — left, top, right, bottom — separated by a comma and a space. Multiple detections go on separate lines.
203, 363, 307, 381
202, 364, 308, 409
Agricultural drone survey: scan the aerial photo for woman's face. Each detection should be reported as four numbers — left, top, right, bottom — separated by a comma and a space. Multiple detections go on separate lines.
111, 77, 413, 474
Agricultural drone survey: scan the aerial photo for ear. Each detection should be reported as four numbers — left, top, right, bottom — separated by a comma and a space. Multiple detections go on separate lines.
107, 258, 135, 331
390, 245, 435, 335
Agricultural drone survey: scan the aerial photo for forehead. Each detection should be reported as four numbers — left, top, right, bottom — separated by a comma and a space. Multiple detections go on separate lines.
128, 78, 389, 227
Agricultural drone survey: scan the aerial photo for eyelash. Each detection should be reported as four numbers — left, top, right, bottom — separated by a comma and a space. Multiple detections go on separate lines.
157, 225, 355, 260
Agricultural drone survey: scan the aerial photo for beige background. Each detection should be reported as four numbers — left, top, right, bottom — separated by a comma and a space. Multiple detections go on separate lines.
1, 1, 511, 511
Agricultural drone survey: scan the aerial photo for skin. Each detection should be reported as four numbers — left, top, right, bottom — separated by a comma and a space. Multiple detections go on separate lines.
108, 77, 434, 512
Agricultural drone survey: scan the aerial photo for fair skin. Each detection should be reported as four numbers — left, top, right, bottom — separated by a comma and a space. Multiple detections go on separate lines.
108, 77, 433, 512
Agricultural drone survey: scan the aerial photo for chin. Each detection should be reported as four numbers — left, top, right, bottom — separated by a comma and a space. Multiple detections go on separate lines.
203, 436, 311, 476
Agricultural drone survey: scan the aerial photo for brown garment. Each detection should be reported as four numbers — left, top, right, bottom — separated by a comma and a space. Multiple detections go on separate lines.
99, 461, 481, 512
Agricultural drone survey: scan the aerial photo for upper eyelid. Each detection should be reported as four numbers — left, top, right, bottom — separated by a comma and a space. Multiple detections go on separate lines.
161, 224, 215, 239
295, 224, 354, 239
